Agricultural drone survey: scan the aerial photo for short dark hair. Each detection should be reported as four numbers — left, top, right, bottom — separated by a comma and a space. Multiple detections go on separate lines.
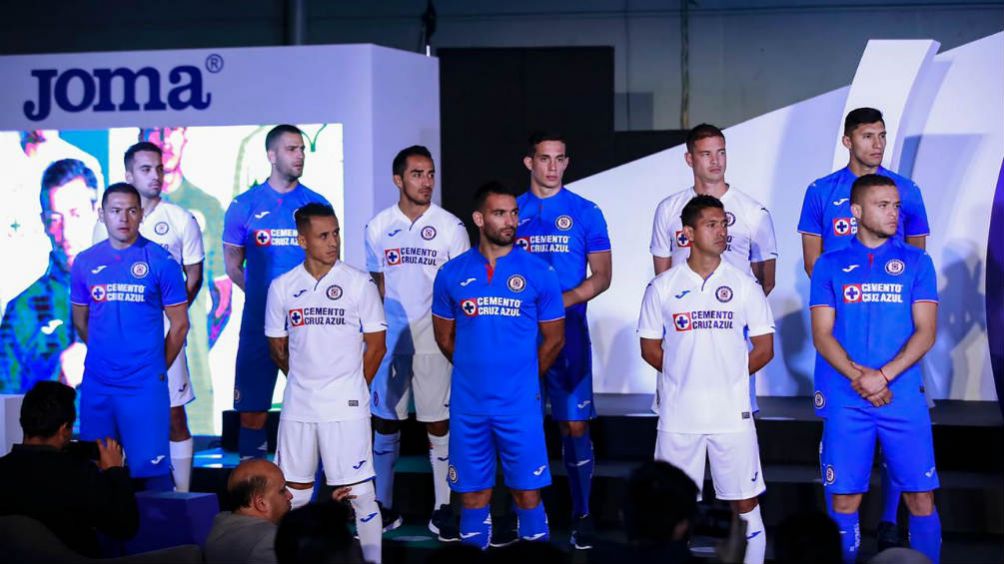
686, 123, 725, 153
844, 107, 884, 137
20, 381, 76, 439
101, 182, 141, 207
266, 124, 304, 151
473, 181, 518, 212
392, 145, 433, 178
680, 194, 725, 228
527, 131, 566, 158
850, 173, 897, 205
40, 159, 98, 214
123, 141, 162, 171
624, 460, 698, 543
294, 202, 337, 233
275, 502, 361, 564
229, 474, 270, 509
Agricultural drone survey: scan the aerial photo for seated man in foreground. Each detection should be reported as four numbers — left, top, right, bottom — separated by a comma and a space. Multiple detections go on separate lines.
0, 380, 139, 557
205, 459, 293, 564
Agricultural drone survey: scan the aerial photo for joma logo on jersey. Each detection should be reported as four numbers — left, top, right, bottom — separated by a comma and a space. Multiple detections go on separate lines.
289, 308, 305, 326
23, 64, 213, 122
672, 312, 692, 332
675, 230, 691, 248
832, 217, 857, 236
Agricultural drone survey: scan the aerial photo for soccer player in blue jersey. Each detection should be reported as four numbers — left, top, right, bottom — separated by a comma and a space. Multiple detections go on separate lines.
432, 181, 566, 550
810, 174, 941, 564
224, 125, 331, 460
70, 183, 189, 490
799, 108, 931, 548
515, 131, 612, 549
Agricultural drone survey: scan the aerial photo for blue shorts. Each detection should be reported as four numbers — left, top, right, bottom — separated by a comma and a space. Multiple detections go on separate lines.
544, 309, 595, 421
448, 410, 551, 492
79, 376, 170, 478
234, 332, 280, 412
820, 402, 939, 494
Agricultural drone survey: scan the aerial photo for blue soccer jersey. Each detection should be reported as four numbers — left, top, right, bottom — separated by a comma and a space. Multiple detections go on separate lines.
70, 237, 188, 387
431, 247, 565, 415
809, 237, 939, 414
223, 182, 330, 334
797, 167, 929, 252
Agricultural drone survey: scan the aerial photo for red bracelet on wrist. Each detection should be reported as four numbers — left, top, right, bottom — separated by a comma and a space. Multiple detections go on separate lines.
879, 368, 891, 383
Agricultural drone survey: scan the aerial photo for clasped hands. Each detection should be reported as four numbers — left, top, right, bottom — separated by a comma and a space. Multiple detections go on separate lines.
850, 361, 892, 407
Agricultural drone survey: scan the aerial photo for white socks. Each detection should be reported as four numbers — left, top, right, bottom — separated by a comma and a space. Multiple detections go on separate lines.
170, 438, 193, 492
739, 505, 766, 564
428, 432, 450, 509
350, 481, 383, 564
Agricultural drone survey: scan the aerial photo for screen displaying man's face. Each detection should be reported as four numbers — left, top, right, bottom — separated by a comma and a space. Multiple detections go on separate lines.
44, 177, 97, 265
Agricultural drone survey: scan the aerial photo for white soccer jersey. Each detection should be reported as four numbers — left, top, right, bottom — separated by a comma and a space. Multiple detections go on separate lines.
264, 261, 387, 422
649, 187, 777, 275
364, 203, 470, 355
93, 200, 205, 266
637, 260, 775, 434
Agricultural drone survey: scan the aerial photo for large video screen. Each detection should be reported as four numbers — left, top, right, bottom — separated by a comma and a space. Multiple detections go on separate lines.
0, 124, 344, 434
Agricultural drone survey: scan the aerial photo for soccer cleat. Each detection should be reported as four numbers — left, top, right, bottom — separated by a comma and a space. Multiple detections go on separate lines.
378, 502, 403, 532
876, 520, 901, 552
570, 514, 596, 550
489, 512, 518, 548
428, 504, 460, 542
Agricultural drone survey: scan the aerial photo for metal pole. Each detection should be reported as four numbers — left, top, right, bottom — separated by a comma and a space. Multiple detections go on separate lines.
287, 0, 306, 46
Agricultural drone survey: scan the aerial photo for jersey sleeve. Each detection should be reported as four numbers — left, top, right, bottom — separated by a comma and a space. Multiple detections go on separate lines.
902, 181, 931, 237
649, 199, 673, 257
181, 212, 206, 265
797, 181, 824, 236
743, 277, 776, 337
264, 279, 287, 338
749, 204, 779, 263
912, 253, 939, 303
537, 265, 566, 322
222, 199, 248, 247
584, 203, 611, 253
448, 221, 471, 259
359, 276, 388, 333
809, 256, 836, 308
431, 267, 455, 320
364, 223, 382, 273
70, 259, 90, 306
636, 281, 664, 340
159, 258, 189, 308
92, 220, 108, 245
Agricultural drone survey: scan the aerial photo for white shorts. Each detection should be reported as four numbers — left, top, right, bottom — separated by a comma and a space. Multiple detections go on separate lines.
655, 427, 766, 501
370, 353, 451, 422
276, 417, 375, 486
167, 343, 195, 408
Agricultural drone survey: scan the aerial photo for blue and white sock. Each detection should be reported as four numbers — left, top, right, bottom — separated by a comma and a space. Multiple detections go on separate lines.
459, 505, 491, 550
515, 503, 549, 542
739, 505, 766, 564
909, 509, 941, 564
238, 426, 268, 460
373, 431, 400, 507
830, 510, 860, 564
562, 432, 594, 518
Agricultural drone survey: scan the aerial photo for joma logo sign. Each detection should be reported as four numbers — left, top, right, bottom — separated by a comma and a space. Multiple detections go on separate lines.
23, 65, 213, 121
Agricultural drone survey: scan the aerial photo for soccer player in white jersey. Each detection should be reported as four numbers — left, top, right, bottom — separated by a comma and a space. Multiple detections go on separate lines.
365, 146, 470, 539
639, 194, 776, 564
265, 203, 387, 564
650, 123, 777, 414
93, 142, 204, 492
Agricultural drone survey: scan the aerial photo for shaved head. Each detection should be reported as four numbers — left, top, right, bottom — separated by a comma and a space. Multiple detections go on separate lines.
228, 459, 291, 523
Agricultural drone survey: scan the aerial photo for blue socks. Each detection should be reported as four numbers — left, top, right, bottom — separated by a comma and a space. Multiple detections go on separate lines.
515, 503, 549, 542
562, 431, 594, 518
459, 505, 491, 549
373, 431, 400, 507
238, 426, 268, 459
909, 509, 941, 564
880, 464, 901, 524
830, 511, 860, 564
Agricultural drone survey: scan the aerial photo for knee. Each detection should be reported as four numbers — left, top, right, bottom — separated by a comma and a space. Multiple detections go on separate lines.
831, 494, 862, 514
169, 408, 190, 439
460, 490, 492, 509
426, 420, 449, 437
348, 480, 378, 511
732, 497, 759, 514
288, 482, 314, 490
372, 416, 401, 435
511, 489, 541, 510
902, 491, 935, 516
563, 421, 588, 438
240, 411, 268, 430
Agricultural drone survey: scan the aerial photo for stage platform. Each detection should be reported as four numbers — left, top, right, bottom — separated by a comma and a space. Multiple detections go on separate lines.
191, 395, 1003, 563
